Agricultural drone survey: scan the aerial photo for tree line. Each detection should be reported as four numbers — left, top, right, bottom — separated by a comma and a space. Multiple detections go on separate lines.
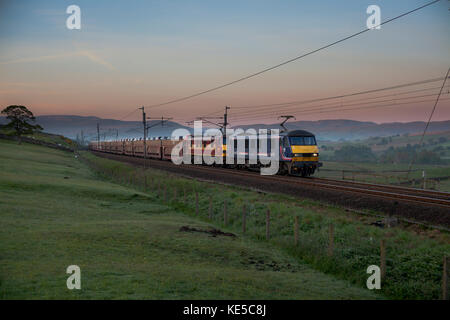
321, 143, 448, 165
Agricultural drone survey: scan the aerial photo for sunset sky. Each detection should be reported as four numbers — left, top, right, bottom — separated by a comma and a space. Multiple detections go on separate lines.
0, 0, 449, 125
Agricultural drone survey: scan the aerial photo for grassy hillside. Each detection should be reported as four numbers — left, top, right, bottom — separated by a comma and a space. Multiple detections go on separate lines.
0, 126, 77, 150
80, 152, 449, 299
315, 161, 450, 190
318, 131, 450, 191
0, 139, 379, 299
320, 131, 450, 159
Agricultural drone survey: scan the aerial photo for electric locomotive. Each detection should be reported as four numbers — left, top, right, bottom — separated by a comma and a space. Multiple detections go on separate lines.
89, 129, 322, 177
225, 129, 321, 176
279, 130, 321, 176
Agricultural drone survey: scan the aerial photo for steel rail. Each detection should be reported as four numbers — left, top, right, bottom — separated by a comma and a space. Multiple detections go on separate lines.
91, 150, 450, 208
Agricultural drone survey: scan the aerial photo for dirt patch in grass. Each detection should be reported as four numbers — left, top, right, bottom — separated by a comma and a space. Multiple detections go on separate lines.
179, 226, 236, 238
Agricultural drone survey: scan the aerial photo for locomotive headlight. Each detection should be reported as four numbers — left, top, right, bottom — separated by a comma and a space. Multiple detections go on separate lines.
313, 153, 318, 157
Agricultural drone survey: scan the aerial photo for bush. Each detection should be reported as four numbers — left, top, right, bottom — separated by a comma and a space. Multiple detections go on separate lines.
380, 145, 445, 165
333, 145, 377, 162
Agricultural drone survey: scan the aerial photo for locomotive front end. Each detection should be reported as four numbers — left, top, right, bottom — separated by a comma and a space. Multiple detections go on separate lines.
280, 130, 322, 176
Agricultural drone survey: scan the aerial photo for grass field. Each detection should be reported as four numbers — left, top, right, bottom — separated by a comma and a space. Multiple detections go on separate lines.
0, 139, 381, 299
317, 131, 450, 191
80, 152, 449, 299
315, 161, 450, 191
0, 126, 77, 150
319, 131, 450, 158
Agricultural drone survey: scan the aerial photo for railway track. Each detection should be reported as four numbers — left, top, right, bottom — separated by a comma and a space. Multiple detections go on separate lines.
310, 177, 450, 200
92, 151, 450, 209
182, 164, 450, 208
291, 177, 450, 208
90, 151, 450, 227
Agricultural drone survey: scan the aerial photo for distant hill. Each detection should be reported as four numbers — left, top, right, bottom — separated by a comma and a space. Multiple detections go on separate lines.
0, 115, 449, 142
235, 119, 450, 141
0, 115, 191, 141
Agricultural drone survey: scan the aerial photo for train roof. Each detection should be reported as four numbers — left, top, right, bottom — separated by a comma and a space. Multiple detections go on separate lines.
231, 129, 315, 137
285, 130, 315, 137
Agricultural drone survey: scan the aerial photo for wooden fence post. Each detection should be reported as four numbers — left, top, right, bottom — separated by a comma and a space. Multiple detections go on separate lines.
208, 196, 213, 220
195, 191, 199, 215
224, 200, 227, 226
443, 256, 449, 300
266, 209, 270, 240
380, 239, 386, 280
422, 170, 426, 189
328, 223, 334, 257
387, 201, 398, 228
294, 216, 299, 246
242, 205, 247, 234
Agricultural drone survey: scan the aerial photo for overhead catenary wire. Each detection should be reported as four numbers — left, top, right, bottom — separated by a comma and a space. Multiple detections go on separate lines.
229, 87, 446, 119
150, 79, 449, 126
226, 85, 450, 123
201, 107, 226, 117
110, 76, 448, 129
227, 97, 450, 123
406, 67, 450, 177
180, 77, 448, 126
228, 90, 448, 121
230, 77, 447, 113
157, 76, 448, 126
117, 108, 140, 121
143, 0, 441, 110
227, 96, 450, 124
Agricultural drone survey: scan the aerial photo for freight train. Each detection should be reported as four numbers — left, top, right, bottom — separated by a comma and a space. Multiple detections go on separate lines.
89, 129, 322, 176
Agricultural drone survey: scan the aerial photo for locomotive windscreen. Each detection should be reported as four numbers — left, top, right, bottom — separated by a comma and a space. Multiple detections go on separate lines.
289, 136, 316, 145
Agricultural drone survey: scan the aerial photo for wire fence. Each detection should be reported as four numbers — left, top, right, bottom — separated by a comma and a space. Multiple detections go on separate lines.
77, 151, 450, 300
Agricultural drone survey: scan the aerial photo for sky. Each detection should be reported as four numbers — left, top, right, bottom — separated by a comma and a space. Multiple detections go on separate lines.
0, 0, 449, 125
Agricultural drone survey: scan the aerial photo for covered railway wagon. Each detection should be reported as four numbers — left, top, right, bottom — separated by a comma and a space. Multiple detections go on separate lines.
89, 129, 322, 176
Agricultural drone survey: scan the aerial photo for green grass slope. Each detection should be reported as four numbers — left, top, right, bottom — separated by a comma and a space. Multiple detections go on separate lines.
0, 126, 77, 150
0, 139, 378, 299
81, 152, 449, 299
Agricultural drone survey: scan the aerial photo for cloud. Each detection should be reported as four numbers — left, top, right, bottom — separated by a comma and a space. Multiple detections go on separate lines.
77, 50, 115, 70
0, 53, 78, 65
0, 50, 115, 70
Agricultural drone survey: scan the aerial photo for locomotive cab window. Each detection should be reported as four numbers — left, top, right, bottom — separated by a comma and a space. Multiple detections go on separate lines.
289, 136, 316, 146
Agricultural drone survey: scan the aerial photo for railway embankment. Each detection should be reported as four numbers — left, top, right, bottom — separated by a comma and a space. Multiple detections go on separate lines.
91, 151, 450, 228
81, 150, 450, 299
